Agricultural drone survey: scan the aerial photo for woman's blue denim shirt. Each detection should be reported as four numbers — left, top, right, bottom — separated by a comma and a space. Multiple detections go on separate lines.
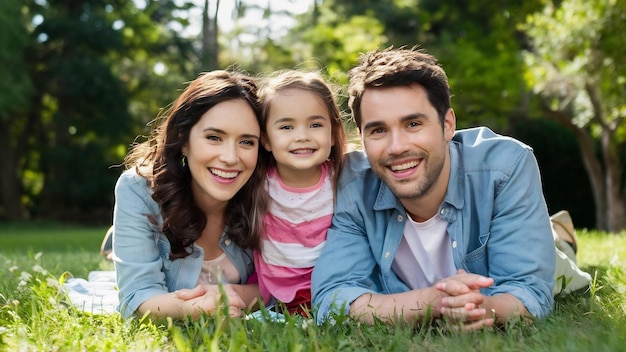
312, 127, 556, 323
112, 169, 255, 319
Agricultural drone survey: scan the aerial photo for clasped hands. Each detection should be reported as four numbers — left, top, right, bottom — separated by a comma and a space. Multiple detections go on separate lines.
435, 269, 496, 331
175, 284, 246, 318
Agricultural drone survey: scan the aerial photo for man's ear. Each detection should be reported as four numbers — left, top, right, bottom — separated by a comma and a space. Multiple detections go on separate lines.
444, 109, 456, 141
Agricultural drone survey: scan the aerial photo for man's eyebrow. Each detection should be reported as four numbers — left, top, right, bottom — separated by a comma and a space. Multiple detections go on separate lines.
363, 113, 427, 131
362, 120, 386, 131
400, 113, 428, 123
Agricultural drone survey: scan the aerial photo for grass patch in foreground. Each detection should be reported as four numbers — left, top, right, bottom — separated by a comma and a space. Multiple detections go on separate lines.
0, 225, 625, 351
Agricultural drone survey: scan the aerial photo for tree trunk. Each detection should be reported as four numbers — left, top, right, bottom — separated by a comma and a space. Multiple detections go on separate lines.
0, 119, 25, 220
542, 107, 607, 230
585, 80, 626, 232
201, 0, 220, 70
601, 129, 626, 232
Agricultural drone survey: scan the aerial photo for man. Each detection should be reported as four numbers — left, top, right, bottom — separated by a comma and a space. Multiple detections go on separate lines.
312, 47, 563, 330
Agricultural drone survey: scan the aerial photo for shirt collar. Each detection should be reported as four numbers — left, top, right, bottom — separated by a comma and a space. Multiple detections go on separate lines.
444, 140, 465, 211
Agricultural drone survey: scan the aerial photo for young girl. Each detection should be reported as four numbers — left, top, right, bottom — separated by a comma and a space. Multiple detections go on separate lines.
254, 70, 346, 315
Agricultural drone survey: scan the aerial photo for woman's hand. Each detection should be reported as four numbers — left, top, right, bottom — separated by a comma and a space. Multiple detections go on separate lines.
175, 284, 246, 318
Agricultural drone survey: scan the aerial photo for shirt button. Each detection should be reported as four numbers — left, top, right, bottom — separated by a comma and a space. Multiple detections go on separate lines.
397, 215, 403, 222
440, 209, 445, 216
452, 241, 457, 248
224, 239, 232, 246
384, 251, 390, 259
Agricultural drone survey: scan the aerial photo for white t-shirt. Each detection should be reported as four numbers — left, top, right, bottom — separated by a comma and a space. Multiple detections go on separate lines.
391, 214, 456, 289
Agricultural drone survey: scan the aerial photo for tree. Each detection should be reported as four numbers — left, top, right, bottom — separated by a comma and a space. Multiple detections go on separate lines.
0, 0, 33, 219
27, 0, 134, 220
11, 0, 200, 222
522, 0, 626, 231
201, 0, 220, 70
219, 0, 304, 73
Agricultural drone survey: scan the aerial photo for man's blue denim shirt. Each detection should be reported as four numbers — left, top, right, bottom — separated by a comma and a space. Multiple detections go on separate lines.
312, 127, 556, 323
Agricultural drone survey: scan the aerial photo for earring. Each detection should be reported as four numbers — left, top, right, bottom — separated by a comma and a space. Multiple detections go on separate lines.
181, 154, 187, 167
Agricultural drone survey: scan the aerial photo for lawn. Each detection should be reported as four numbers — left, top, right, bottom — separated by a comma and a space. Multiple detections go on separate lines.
0, 222, 625, 351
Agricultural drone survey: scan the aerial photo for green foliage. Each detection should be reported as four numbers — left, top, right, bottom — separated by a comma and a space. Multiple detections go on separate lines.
0, 223, 625, 351
1, 0, 622, 230
0, 0, 204, 222
521, 0, 626, 231
0, 0, 33, 118
521, 0, 626, 129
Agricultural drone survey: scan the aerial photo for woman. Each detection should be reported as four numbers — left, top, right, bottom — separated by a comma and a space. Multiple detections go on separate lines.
113, 70, 267, 319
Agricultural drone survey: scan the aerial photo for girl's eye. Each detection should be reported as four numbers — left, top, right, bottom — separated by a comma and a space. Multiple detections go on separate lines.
311, 123, 323, 128
279, 125, 293, 130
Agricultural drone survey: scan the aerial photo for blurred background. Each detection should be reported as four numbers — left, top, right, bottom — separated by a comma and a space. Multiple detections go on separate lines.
0, 0, 624, 232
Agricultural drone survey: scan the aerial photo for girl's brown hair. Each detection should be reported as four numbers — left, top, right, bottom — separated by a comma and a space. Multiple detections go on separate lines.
257, 70, 346, 192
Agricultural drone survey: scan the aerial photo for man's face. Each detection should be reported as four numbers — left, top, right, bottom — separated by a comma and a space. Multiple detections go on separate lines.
359, 84, 455, 213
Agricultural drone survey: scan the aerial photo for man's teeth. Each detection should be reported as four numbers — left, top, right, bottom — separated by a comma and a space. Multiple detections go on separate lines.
390, 161, 418, 171
211, 169, 238, 178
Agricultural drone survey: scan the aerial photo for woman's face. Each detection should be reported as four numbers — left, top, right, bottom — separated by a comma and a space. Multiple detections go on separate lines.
182, 99, 260, 210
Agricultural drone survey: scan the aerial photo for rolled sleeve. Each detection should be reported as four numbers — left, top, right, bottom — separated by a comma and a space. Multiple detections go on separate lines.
113, 170, 169, 318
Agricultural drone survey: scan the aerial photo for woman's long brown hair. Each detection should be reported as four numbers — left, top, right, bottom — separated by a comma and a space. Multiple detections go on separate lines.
124, 70, 267, 259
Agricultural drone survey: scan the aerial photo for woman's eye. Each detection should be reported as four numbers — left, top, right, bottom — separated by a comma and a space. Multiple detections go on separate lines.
279, 125, 293, 130
206, 135, 221, 141
240, 139, 256, 146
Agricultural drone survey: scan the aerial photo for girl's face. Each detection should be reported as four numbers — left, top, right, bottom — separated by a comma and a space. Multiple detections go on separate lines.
182, 99, 260, 210
262, 88, 334, 187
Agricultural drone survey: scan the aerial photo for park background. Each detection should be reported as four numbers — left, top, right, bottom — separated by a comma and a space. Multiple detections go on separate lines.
1, 1, 625, 351
1, 0, 625, 232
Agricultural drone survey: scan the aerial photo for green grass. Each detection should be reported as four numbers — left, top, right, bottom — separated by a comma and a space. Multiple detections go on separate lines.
1, 222, 625, 351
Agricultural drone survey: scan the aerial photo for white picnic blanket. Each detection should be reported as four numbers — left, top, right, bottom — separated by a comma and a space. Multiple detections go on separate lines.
63, 270, 119, 314
61, 271, 292, 322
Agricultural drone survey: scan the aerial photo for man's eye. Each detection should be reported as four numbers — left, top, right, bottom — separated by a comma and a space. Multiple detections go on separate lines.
408, 121, 421, 128
372, 128, 385, 134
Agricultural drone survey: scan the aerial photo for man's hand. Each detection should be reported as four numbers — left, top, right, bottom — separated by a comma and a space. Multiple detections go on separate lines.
435, 269, 496, 331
